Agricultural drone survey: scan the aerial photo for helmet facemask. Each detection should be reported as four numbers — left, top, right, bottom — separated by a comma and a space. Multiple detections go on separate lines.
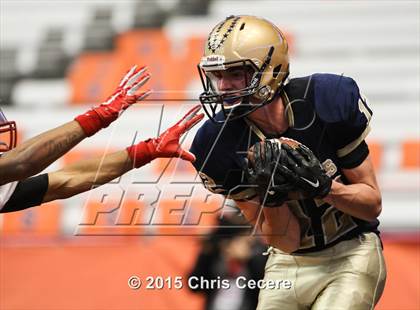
198, 47, 276, 123
0, 109, 17, 153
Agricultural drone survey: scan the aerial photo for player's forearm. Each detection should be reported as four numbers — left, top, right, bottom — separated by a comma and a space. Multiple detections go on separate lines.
323, 180, 382, 222
43, 150, 133, 202
0, 121, 85, 185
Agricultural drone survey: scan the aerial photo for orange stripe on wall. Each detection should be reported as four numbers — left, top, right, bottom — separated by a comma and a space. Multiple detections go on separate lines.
68, 52, 128, 104
376, 240, 420, 310
368, 141, 383, 171
1, 201, 61, 236
401, 140, 420, 169
0, 237, 204, 310
0, 238, 418, 310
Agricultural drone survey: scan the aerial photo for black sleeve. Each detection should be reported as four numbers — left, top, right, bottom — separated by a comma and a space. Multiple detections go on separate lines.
337, 140, 370, 169
1, 174, 49, 213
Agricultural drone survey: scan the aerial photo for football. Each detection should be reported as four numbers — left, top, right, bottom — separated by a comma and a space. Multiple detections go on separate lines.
247, 137, 302, 165
274, 137, 301, 149
247, 137, 305, 201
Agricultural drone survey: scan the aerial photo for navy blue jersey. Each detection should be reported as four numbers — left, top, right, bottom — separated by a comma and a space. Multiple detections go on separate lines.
190, 73, 379, 253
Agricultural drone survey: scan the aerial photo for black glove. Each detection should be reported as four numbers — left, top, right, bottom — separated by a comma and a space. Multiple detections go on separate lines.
246, 140, 296, 207
277, 144, 332, 199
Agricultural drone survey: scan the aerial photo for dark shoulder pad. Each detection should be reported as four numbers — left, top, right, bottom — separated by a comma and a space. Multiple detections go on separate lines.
311, 73, 370, 124
311, 73, 373, 160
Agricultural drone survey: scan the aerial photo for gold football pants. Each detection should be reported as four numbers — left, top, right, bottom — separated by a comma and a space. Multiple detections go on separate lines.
257, 232, 386, 310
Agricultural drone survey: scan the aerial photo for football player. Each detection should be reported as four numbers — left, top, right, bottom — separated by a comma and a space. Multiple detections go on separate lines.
191, 15, 386, 309
0, 65, 204, 212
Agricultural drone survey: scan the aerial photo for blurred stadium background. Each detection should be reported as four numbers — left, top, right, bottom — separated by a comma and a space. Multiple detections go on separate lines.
0, 0, 419, 309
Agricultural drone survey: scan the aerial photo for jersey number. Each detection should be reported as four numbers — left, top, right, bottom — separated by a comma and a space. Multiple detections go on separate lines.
289, 201, 358, 249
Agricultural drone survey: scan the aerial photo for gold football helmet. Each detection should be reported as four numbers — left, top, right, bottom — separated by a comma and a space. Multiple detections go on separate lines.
198, 15, 289, 123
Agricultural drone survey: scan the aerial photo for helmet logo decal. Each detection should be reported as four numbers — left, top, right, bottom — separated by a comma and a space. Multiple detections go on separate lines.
200, 55, 226, 70
208, 16, 240, 53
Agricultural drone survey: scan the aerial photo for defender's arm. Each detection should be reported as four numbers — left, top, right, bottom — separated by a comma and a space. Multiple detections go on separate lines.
43, 150, 131, 202
0, 65, 150, 185
0, 121, 85, 185
44, 105, 203, 202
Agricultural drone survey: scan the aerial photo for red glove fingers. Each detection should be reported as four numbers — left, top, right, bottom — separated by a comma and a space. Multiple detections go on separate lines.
155, 105, 204, 162
75, 65, 151, 137
127, 105, 204, 168
118, 65, 140, 88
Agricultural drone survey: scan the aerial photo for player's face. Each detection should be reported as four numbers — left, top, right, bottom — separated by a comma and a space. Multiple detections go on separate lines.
206, 67, 254, 105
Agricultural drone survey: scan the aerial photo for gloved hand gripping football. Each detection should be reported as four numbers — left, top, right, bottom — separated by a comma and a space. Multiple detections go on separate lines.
276, 143, 332, 199
246, 138, 332, 207
246, 139, 296, 207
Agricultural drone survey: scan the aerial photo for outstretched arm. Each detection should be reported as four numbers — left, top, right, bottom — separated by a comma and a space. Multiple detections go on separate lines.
0, 65, 150, 185
0, 121, 85, 185
43, 106, 204, 203
43, 149, 132, 202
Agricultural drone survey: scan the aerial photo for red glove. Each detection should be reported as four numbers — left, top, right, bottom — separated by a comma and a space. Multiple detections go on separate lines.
75, 65, 151, 137
127, 105, 204, 168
